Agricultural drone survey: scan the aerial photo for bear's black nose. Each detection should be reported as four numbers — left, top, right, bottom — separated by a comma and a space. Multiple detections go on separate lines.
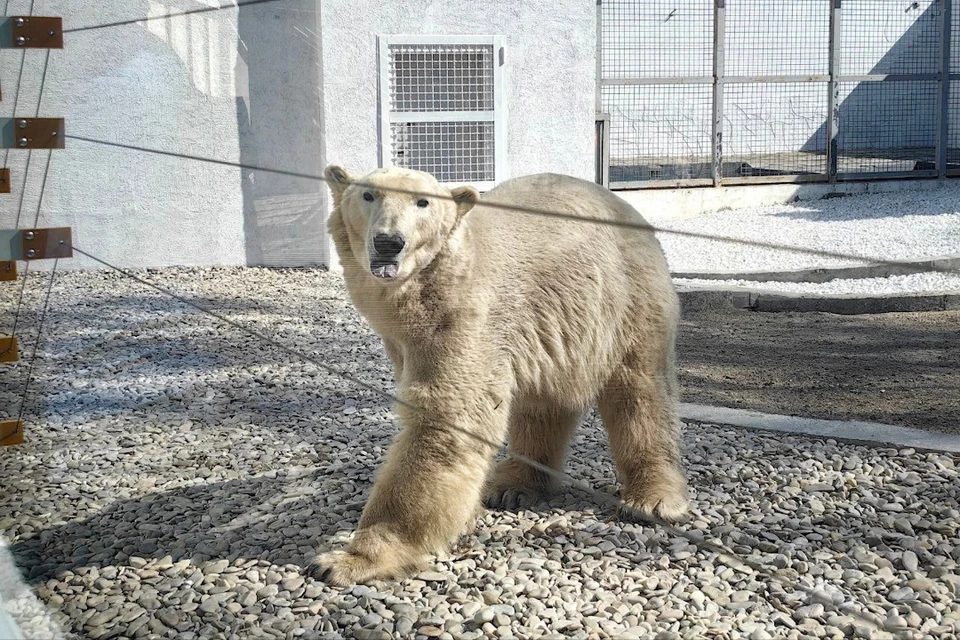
373, 233, 406, 257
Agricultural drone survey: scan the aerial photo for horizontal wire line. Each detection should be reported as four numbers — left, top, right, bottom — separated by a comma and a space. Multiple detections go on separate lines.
63, 134, 960, 277
67, 243, 907, 632
62, 0, 285, 34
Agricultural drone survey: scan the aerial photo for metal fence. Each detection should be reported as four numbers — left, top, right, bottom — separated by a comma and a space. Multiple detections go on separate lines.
599, 0, 960, 189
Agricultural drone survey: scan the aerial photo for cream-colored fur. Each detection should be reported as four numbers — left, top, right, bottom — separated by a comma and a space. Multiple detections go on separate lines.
309, 166, 689, 585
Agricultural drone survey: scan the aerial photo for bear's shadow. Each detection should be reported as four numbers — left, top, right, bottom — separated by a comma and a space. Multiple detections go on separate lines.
12, 448, 945, 587
9, 471, 355, 583
10, 464, 620, 586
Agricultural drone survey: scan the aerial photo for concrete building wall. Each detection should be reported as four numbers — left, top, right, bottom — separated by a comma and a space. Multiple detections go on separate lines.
318, 0, 597, 212
1, 0, 327, 270
3, 0, 596, 271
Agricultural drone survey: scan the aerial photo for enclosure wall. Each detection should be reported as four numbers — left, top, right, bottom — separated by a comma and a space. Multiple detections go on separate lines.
0, 1, 329, 270
320, 0, 596, 269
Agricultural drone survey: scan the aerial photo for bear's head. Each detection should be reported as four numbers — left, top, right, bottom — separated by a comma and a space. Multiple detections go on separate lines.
325, 165, 480, 283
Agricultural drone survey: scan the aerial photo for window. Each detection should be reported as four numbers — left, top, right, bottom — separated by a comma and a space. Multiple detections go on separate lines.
378, 35, 507, 191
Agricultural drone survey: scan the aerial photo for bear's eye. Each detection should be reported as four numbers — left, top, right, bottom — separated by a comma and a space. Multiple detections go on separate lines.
417, 198, 429, 208
363, 192, 374, 202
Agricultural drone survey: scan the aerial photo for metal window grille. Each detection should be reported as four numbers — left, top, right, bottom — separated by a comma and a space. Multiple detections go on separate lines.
378, 35, 507, 190
599, 0, 957, 190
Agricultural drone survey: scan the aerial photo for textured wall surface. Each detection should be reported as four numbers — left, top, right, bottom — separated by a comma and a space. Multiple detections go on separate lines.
1, 0, 327, 270
319, 0, 597, 184
1, 0, 595, 270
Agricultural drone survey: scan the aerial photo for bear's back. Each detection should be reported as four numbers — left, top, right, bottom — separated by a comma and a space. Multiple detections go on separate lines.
468, 172, 667, 280
462, 173, 677, 404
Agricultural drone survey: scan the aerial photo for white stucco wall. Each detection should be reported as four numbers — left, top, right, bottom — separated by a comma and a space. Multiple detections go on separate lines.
1, 0, 327, 270
3, 0, 595, 271
318, 0, 597, 203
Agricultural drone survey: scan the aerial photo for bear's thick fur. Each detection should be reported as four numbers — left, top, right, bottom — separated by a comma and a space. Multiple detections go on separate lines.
310, 166, 689, 585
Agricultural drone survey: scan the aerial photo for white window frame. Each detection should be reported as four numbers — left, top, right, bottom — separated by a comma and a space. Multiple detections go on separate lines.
377, 34, 508, 192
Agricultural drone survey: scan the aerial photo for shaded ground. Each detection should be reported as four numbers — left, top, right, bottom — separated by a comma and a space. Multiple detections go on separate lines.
678, 307, 960, 434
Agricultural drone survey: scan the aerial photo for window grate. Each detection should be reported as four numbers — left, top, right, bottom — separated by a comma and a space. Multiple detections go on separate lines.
379, 36, 506, 189
390, 122, 496, 183
389, 44, 495, 113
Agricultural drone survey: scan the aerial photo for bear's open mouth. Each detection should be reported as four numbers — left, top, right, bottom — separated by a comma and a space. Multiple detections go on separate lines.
370, 260, 399, 279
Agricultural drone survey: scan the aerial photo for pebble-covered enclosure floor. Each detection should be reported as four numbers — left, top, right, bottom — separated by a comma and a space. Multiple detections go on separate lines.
654, 185, 960, 295
2, 268, 959, 640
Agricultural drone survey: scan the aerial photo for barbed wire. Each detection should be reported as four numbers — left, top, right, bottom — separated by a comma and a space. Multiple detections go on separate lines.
60, 243, 908, 633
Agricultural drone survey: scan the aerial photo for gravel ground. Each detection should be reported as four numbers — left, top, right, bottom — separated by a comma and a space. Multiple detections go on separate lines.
2, 268, 960, 640
677, 308, 960, 435
654, 185, 960, 294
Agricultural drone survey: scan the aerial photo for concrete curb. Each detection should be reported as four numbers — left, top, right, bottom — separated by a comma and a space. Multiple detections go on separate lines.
680, 403, 960, 453
671, 254, 960, 284
677, 286, 960, 314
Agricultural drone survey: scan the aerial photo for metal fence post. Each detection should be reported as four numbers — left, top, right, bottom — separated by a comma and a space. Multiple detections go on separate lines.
712, 0, 725, 187
827, 0, 841, 182
938, 0, 952, 178
596, 0, 603, 114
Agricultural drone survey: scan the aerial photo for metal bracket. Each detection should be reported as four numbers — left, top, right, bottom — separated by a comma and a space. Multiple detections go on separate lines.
0, 336, 17, 363
2, 16, 63, 49
0, 227, 72, 260
0, 261, 14, 281
0, 168, 9, 193
21, 227, 72, 260
2, 118, 65, 149
0, 420, 24, 447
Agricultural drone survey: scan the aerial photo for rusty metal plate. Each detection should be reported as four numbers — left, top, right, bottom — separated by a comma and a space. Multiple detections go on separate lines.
0, 168, 9, 193
0, 261, 14, 281
0, 420, 24, 447
6, 16, 63, 49
21, 227, 72, 260
5, 118, 65, 149
0, 336, 17, 363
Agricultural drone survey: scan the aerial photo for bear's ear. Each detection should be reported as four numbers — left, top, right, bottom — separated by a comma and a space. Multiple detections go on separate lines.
325, 165, 353, 206
450, 185, 480, 219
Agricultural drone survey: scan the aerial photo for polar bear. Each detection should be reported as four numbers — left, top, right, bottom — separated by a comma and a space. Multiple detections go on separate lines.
310, 165, 689, 585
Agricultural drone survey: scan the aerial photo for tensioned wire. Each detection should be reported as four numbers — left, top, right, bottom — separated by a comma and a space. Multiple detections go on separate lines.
51, 0, 960, 277
8, 128, 921, 628
64, 134, 960, 277
61, 0, 288, 34
1, 0, 52, 363
20, 134, 957, 635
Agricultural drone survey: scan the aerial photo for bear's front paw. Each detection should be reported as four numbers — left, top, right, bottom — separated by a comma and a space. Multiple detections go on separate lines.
483, 459, 554, 510
306, 550, 396, 586
619, 465, 690, 523
485, 486, 543, 510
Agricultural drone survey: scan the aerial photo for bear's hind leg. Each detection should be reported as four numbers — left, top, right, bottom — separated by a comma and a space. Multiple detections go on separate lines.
598, 367, 690, 522
484, 404, 580, 510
